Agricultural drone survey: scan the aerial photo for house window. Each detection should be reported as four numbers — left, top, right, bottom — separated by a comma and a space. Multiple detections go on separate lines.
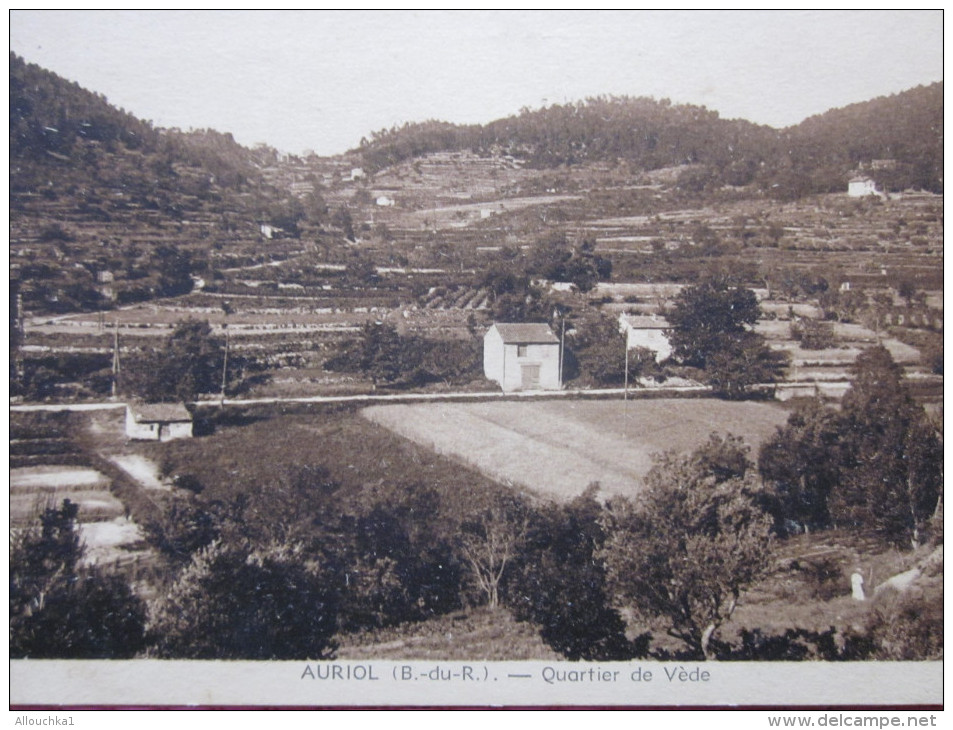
517, 345, 528, 357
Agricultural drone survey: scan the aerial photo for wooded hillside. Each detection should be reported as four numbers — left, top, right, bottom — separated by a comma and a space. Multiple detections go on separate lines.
358, 85, 943, 196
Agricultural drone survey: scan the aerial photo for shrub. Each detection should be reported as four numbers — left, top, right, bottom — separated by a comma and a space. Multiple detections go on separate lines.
147, 540, 339, 660
10, 499, 147, 658
790, 318, 836, 349
862, 584, 943, 660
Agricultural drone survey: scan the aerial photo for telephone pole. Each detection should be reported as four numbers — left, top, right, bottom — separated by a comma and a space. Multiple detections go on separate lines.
623, 334, 629, 438
220, 325, 229, 407
558, 315, 565, 388
111, 321, 121, 398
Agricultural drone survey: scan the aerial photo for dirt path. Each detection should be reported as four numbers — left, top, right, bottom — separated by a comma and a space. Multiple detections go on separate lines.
109, 454, 169, 491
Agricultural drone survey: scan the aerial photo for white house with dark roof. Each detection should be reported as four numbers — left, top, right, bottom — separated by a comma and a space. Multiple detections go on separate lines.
618, 313, 673, 362
125, 402, 193, 441
848, 176, 879, 197
484, 323, 561, 392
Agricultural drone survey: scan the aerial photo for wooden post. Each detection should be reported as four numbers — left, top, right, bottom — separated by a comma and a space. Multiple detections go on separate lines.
558, 316, 565, 388
220, 326, 229, 407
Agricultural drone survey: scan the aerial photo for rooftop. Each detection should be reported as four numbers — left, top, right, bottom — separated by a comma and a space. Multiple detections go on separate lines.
619, 314, 671, 329
491, 323, 559, 344
128, 402, 192, 422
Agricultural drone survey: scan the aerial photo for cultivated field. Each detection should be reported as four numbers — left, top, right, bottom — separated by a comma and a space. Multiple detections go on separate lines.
10, 411, 152, 568
362, 399, 791, 502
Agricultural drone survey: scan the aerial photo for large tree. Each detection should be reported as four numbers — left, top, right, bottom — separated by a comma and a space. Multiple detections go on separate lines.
758, 398, 843, 533
506, 490, 634, 660
358, 320, 407, 388
137, 318, 225, 402
830, 346, 942, 548
668, 278, 785, 397
667, 277, 761, 368
601, 435, 773, 660
569, 312, 655, 386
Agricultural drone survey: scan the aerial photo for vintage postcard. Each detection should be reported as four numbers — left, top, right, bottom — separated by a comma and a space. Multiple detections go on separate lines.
8, 10, 943, 711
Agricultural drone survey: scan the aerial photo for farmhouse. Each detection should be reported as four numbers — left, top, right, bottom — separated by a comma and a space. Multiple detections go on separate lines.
848, 176, 879, 197
484, 323, 561, 392
125, 402, 193, 442
618, 313, 672, 362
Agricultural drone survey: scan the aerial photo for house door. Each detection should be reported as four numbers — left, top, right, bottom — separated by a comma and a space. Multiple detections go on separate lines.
521, 363, 541, 390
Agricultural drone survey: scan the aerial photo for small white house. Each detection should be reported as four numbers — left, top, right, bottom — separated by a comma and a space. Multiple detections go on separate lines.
484, 323, 561, 392
260, 223, 283, 240
618, 314, 672, 362
848, 176, 879, 197
375, 195, 395, 207
126, 402, 193, 442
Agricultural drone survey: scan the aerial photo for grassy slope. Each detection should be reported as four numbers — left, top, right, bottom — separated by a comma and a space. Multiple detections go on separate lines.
335, 607, 561, 661
144, 409, 520, 521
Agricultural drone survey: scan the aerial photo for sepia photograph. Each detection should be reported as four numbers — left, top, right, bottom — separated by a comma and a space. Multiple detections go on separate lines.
8, 10, 943, 711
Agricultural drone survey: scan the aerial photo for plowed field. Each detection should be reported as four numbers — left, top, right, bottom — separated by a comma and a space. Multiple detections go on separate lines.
363, 399, 790, 501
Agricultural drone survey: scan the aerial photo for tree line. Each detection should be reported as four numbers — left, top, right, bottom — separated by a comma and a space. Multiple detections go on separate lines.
358, 86, 943, 197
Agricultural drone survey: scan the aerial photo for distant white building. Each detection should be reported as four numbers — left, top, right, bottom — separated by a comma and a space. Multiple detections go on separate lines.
375, 195, 395, 207
484, 323, 561, 392
350, 167, 366, 181
125, 402, 193, 442
848, 176, 879, 197
260, 223, 283, 240
618, 314, 672, 362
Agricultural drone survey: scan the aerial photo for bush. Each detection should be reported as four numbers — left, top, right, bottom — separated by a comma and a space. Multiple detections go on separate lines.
862, 585, 943, 660
790, 318, 836, 349
147, 540, 340, 659
713, 627, 873, 661
10, 499, 147, 658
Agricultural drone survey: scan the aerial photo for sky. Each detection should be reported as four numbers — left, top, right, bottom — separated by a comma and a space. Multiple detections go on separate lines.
8, 9, 944, 157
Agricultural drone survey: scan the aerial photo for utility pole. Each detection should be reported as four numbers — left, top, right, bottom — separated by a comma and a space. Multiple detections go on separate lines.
560, 316, 566, 388
623, 332, 629, 438
220, 325, 229, 407
111, 321, 120, 398
556, 309, 566, 388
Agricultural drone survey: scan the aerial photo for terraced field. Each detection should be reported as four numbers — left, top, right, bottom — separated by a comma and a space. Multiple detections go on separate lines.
10, 411, 150, 568
363, 398, 790, 502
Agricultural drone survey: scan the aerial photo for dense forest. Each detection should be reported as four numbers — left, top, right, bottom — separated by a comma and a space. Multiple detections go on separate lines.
358, 85, 943, 197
